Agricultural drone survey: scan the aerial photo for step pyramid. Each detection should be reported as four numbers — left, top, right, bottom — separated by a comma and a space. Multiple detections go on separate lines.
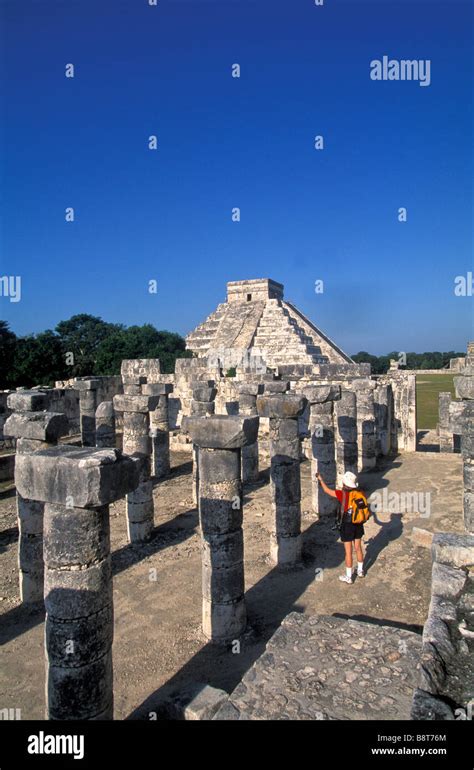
185, 279, 352, 370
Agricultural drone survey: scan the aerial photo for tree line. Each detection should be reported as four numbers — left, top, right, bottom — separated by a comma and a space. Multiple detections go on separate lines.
0, 315, 192, 389
0, 314, 465, 389
351, 350, 464, 374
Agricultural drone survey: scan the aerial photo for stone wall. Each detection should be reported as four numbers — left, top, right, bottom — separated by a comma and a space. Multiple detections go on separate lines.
412, 356, 474, 720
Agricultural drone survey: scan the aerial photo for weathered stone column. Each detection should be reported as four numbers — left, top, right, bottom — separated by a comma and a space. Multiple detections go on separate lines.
257, 393, 307, 567
374, 383, 392, 456
146, 383, 173, 479
334, 390, 358, 485
238, 383, 263, 483
353, 380, 377, 471
15, 445, 139, 719
184, 415, 258, 642
190, 382, 217, 504
301, 384, 340, 516
455, 368, 474, 534
95, 401, 116, 448
437, 391, 453, 453
75, 378, 101, 447
191, 381, 217, 416
114, 394, 159, 543
4, 391, 69, 603
406, 374, 417, 452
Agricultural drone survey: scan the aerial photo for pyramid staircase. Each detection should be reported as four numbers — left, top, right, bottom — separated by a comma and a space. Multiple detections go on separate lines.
251, 299, 329, 368
185, 303, 228, 357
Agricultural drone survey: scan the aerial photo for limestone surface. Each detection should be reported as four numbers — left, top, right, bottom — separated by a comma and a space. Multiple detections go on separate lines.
183, 415, 259, 449
213, 613, 421, 720
15, 446, 140, 508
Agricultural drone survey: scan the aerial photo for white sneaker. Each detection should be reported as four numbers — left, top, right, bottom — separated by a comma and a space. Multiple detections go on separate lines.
339, 574, 353, 584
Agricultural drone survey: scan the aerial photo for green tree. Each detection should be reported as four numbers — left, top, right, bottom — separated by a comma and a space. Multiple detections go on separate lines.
94, 324, 191, 375
55, 314, 120, 376
0, 320, 17, 388
351, 351, 387, 374
11, 331, 68, 388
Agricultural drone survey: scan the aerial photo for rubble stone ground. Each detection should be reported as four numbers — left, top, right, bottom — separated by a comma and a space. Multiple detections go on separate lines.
0, 433, 463, 720
214, 614, 422, 720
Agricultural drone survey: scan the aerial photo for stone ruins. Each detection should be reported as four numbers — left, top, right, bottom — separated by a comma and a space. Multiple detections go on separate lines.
1, 279, 472, 721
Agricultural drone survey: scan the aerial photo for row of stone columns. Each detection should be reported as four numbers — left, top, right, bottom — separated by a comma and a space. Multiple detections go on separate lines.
189, 378, 371, 519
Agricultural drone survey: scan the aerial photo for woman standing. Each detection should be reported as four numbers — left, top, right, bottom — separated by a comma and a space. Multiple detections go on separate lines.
316, 470, 366, 584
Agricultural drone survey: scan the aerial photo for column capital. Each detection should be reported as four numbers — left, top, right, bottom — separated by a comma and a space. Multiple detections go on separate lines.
256, 394, 306, 419
183, 415, 258, 449
16, 446, 140, 508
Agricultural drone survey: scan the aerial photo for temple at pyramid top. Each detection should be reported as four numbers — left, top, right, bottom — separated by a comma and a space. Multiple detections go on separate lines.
186, 278, 353, 369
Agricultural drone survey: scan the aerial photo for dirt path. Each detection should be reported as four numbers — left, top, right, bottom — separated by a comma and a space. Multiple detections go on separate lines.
0, 447, 463, 719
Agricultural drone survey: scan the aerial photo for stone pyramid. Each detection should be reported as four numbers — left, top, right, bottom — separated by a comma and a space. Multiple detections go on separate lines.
186, 279, 353, 369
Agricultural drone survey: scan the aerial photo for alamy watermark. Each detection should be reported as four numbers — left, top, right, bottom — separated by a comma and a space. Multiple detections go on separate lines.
370, 56, 431, 87
28, 731, 84, 760
369, 489, 431, 518
207, 347, 266, 374
0, 275, 21, 302
454, 271, 473, 296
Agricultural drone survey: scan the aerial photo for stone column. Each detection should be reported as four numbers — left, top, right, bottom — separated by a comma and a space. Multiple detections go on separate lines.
353, 380, 377, 471
455, 367, 474, 534
334, 390, 358, 485
114, 394, 159, 543
238, 383, 263, 483
301, 384, 340, 516
145, 383, 173, 479
95, 401, 116, 448
190, 382, 217, 504
15, 445, 139, 719
191, 381, 217, 416
185, 415, 258, 642
438, 392, 454, 453
374, 383, 392, 456
75, 378, 101, 447
406, 374, 417, 453
257, 393, 307, 567
4, 391, 69, 603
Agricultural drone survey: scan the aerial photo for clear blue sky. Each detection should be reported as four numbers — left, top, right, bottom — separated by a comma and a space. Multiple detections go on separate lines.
1, 0, 472, 355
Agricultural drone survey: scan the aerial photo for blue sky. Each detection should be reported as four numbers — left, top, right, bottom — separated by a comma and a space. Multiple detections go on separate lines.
0, 0, 472, 355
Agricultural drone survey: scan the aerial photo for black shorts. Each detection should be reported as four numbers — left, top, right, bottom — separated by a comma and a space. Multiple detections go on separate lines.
340, 518, 365, 542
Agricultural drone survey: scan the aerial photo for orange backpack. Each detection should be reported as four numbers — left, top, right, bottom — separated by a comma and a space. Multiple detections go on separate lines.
345, 489, 370, 524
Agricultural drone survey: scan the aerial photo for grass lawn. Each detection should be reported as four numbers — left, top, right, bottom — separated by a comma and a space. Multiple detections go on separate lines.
416, 372, 456, 429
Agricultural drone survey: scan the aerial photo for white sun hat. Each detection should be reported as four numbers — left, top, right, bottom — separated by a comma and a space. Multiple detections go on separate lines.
342, 471, 359, 489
